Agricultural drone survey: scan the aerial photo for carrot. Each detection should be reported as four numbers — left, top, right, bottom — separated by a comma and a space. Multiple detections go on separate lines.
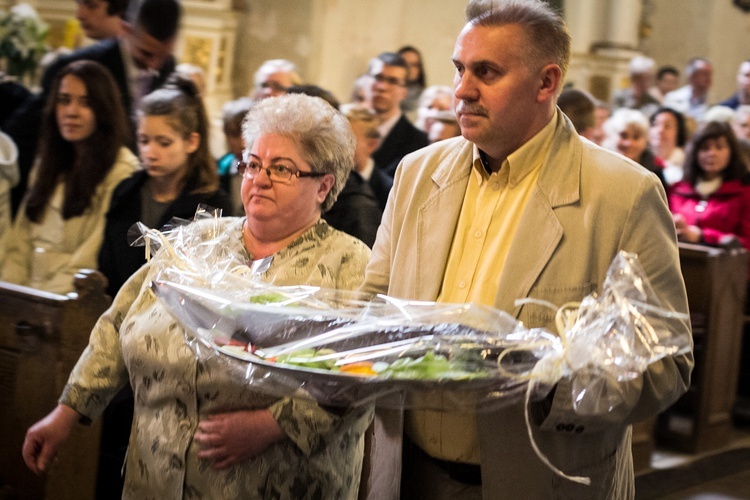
338, 361, 377, 376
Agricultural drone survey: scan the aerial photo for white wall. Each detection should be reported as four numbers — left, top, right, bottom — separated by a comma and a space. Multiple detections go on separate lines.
641, 0, 750, 103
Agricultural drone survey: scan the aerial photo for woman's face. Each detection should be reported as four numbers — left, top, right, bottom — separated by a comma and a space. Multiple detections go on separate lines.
616, 124, 648, 162
400, 50, 422, 84
649, 112, 678, 154
56, 74, 96, 143
241, 133, 334, 229
697, 136, 732, 180
137, 115, 199, 181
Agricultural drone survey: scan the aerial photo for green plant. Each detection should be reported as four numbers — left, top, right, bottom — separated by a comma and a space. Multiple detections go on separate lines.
0, 3, 48, 80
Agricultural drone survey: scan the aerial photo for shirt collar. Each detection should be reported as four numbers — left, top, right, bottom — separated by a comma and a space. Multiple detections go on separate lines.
377, 112, 402, 144
471, 110, 559, 186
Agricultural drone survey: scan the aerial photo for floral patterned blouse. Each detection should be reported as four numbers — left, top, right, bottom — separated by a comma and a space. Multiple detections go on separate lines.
60, 217, 373, 499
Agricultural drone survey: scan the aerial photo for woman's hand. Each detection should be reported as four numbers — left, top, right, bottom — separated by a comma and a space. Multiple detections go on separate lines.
194, 409, 285, 470
673, 214, 702, 243
21, 404, 79, 475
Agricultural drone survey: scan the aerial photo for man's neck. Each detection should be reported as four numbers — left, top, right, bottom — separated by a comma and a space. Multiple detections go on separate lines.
376, 107, 400, 125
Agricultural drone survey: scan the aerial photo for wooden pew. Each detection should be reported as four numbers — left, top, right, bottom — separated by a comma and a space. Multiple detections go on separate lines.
0, 270, 110, 500
655, 243, 748, 453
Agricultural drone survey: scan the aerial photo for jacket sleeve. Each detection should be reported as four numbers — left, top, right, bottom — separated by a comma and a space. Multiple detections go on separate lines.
540, 173, 693, 432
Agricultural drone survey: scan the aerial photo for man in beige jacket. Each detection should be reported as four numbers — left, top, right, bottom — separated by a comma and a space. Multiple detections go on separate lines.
360, 0, 693, 498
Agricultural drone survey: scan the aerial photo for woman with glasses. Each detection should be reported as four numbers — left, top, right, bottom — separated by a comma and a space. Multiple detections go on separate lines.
92, 73, 231, 500
0, 60, 137, 294
23, 94, 372, 499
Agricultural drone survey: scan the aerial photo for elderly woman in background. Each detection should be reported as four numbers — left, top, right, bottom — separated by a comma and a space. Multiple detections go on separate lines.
603, 107, 667, 190
649, 107, 688, 185
22, 94, 373, 499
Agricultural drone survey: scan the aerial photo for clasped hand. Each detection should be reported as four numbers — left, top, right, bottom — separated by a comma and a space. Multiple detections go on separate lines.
193, 409, 285, 470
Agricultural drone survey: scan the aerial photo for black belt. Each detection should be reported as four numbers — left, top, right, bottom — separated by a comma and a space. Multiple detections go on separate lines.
414, 443, 482, 486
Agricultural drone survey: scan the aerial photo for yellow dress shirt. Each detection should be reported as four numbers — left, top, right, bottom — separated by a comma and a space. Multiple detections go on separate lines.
405, 113, 558, 464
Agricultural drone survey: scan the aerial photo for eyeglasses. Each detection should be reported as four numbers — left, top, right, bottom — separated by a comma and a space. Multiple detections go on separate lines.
371, 73, 405, 87
238, 160, 327, 183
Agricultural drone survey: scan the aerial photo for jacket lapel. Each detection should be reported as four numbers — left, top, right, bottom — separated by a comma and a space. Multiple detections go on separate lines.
495, 112, 583, 316
414, 140, 473, 300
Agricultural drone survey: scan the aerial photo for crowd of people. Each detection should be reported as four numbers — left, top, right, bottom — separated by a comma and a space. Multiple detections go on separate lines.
0, 0, 748, 498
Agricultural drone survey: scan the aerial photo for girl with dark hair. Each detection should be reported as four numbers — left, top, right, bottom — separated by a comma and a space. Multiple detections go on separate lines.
97, 73, 231, 298
0, 60, 137, 293
669, 120, 750, 250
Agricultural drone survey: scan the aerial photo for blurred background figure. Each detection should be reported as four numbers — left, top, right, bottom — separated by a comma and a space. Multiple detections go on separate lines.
365, 52, 428, 177
0, 60, 138, 294
175, 62, 207, 96
557, 87, 598, 141
732, 105, 750, 169
664, 57, 713, 121
649, 65, 680, 103
286, 83, 341, 109
668, 120, 750, 250
325, 105, 384, 247
349, 74, 370, 105
397, 45, 427, 117
427, 110, 461, 144
75, 0, 129, 41
719, 60, 750, 110
611, 55, 660, 117
218, 97, 255, 216
590, 99, 611, 146
603, 108, 667, 189
415, 84, 454, 133
0, 132, 19, 263
251, 59, 301, 100
649, 107, 688, 185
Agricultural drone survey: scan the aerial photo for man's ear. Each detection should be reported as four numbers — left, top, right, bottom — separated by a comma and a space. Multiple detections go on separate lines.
537, 64, 563, 104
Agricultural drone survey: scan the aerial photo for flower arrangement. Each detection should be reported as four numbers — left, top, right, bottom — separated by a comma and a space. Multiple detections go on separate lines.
0, 3, 48, 82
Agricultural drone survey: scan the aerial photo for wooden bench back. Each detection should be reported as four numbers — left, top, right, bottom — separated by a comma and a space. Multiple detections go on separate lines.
0, 270, 110, 500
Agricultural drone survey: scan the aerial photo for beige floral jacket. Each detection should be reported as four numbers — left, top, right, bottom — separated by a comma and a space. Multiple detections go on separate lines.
61, 217, 373, 499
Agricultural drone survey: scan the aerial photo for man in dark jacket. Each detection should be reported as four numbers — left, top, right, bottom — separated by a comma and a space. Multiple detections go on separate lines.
365, 52, 429, 177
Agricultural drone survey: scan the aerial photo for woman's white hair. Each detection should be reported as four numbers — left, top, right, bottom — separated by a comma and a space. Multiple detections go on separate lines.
242, 94, 355, 211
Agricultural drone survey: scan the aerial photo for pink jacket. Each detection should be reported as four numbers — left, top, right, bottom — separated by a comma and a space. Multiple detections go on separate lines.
669, 179, 750, 251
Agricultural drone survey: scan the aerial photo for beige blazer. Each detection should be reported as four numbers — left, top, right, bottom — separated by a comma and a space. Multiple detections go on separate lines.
361, 112, 693, 499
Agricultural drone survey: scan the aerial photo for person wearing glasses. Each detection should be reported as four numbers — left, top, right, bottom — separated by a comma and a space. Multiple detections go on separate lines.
366, 52, 429, 177
22, 93, 372, 499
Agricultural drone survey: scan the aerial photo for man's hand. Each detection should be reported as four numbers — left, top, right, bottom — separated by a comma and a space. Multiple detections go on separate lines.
194, 409, 285, 470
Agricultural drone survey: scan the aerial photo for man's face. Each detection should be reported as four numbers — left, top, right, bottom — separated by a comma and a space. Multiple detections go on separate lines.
657, 73, 679, 95
257, 72, 296, 99
127, 26, 174, 71
737, 62, 750, 96
366, 60, 408, 115
76, 0, 117, 40
452, 23, 546, 158
689, 61, 712, 94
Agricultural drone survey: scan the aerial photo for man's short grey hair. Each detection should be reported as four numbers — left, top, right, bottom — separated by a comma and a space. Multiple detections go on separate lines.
253, 59, 302, 90
685, 58, 711, 77
242, 94, 355, 212
465, 0, 571, 83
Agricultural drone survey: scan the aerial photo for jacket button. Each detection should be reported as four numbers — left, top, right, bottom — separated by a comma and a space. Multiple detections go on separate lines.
575, 425, 584, 434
